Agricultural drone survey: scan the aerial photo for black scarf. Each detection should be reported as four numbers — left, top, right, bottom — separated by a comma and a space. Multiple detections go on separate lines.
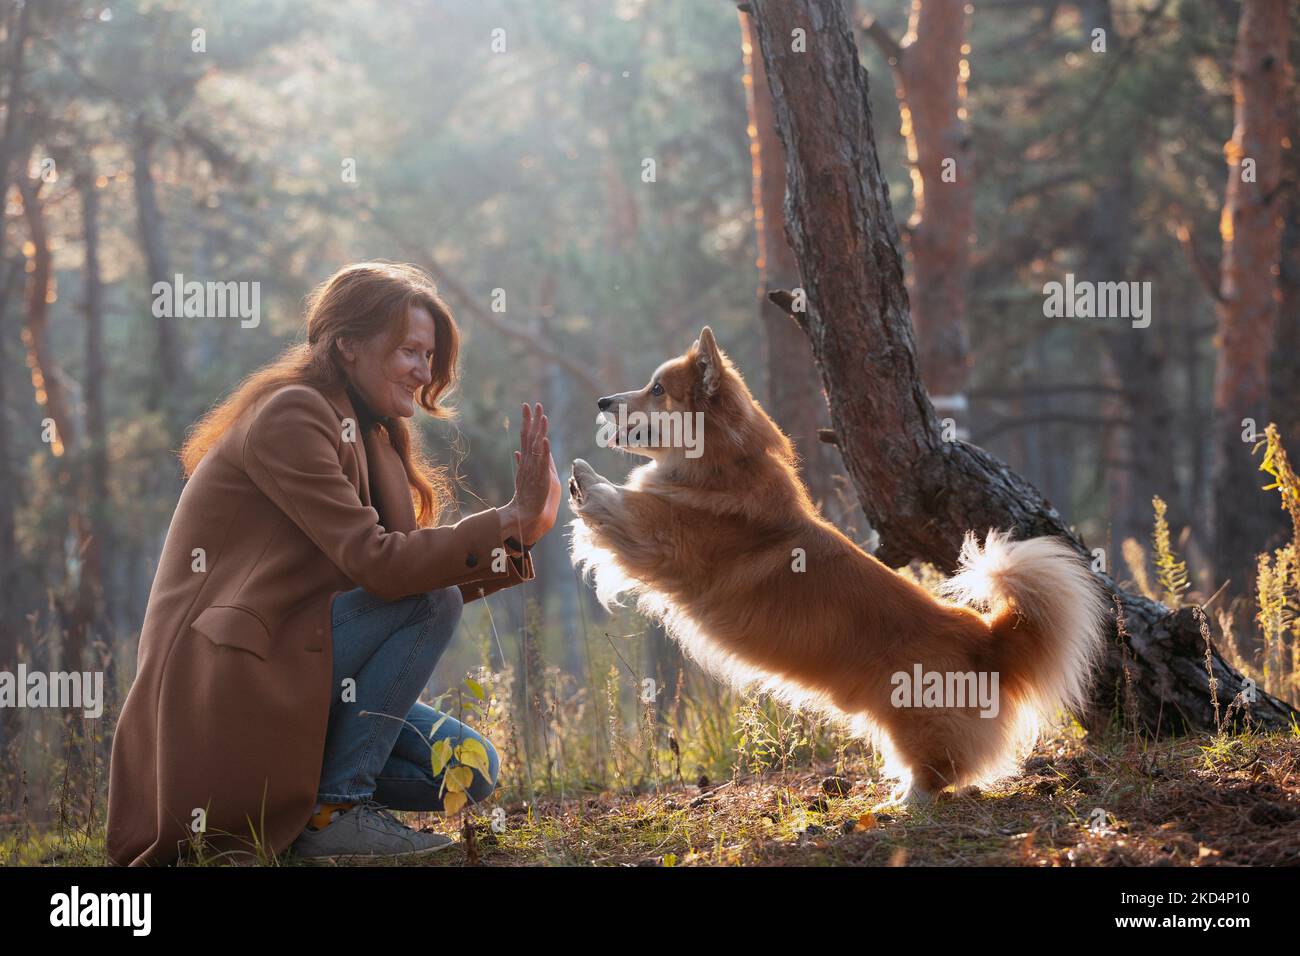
344, 381, 385, 434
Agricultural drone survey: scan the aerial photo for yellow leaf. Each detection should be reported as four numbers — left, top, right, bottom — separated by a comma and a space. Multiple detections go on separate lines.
465, 678, 485, 700
456, 738, 491, 779
444, 765, 475, 793
443, 790, 467, 815
431, 738, 454, 777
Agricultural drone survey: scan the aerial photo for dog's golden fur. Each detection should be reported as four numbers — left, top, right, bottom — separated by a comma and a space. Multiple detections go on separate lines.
568, 327, 1106, 803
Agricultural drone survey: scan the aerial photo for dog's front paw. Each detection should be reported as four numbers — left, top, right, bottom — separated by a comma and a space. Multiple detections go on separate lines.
569, 458, 609, 509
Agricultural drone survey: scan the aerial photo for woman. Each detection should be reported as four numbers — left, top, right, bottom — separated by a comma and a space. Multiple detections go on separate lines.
106, 262, 561, 866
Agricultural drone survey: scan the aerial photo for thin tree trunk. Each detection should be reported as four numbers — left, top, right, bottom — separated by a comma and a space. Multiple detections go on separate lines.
1090, 150, 1180, 552
19, 175, 90, 672
1074, 0, 1181, 552
78, 162, 111, 669
0, 0, 33, 698
860, 0, 974, 404
1211, 0, 1293, 606
1269, 50, 1300, 451
0, 0, 32, 196
747, 0, 1298, 735
131, 116, 184, 418
0, 257, 21, 670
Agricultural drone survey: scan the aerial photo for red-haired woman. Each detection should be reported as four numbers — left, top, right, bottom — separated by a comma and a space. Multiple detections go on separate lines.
106, 262, 561, 865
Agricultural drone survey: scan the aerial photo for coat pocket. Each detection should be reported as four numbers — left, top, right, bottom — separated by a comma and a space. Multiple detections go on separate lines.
191, 604, 273, 661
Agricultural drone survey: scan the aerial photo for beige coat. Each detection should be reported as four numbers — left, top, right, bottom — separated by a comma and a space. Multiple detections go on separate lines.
106, 381, 534, 866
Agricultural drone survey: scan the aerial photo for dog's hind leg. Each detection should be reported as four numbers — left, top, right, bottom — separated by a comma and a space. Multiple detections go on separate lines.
900, 783, 935, 807
873, 779, 934, 812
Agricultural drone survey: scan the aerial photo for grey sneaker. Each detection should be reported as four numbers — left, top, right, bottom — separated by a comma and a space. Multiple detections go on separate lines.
289, 799, 454, 864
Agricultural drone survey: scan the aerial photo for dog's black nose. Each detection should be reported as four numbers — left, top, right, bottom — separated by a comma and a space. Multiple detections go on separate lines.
597, 396, 613, 411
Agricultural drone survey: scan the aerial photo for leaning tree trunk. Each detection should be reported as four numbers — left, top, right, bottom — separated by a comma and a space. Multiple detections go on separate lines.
745, 0, 1297, 735
738, 8, 840, 514
19, 174, 93, 675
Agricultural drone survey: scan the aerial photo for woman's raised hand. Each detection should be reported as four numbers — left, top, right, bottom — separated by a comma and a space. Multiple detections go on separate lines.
503, 402, 562, 545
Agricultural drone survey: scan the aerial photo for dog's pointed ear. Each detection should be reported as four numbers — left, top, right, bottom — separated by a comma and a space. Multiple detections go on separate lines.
693, 325, 723, 398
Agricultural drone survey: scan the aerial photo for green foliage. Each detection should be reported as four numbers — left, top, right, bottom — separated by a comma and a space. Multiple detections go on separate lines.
1253, 426, 1300, 705
1258, 423, 1300, 557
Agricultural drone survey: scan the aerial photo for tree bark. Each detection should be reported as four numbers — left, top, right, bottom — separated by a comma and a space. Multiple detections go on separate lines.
739, 8, 840, 513
1211, 0, 1293, 607
1269, 29, 1300, 461
747, 0, 1298, 735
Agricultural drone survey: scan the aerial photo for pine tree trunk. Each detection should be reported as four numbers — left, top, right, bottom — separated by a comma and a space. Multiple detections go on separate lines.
1211, 0, 1293, 609
739, 8, 841, 514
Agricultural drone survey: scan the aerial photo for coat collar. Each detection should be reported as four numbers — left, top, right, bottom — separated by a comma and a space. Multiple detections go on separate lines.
317, 380, 419, 534
320, 378, 366, 431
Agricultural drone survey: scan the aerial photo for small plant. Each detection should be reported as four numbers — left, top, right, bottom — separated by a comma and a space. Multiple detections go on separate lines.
605, 664, 628, 788
429, 677, 495, 816
735, 694, 808, 775
1151, 496, 1190, 608
1121, 538, 1155, 601
1253, 424, 1300, 707
1257, 423, 1300, 555
360, 675, 494, 817
1256, 549, 1296, 701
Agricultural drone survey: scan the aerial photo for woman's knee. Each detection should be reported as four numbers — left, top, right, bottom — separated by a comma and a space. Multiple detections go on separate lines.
393, 586, 462, 643
422, 585, 463, 629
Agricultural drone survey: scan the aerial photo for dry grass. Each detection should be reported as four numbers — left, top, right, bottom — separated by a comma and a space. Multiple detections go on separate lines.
257, 727, 1300, 868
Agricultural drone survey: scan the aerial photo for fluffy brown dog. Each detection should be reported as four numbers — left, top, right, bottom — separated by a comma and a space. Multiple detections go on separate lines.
568, 326, 1106, 804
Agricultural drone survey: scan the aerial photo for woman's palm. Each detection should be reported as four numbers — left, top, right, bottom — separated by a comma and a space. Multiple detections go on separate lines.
514, 402, 562, 540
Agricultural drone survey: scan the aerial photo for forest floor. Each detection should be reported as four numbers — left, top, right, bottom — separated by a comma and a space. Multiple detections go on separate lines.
6, 729, 1299, 867
347, 729, 1300, 867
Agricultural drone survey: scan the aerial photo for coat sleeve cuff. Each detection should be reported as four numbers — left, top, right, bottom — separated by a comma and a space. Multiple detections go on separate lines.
457, 509, 537, 604
453, 508, 536, 582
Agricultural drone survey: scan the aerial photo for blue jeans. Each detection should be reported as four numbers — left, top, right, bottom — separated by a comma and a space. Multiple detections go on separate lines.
317, 585, 500, 810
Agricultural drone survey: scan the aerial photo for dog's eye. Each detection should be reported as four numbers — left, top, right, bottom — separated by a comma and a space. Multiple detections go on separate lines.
651, 382, 664, 396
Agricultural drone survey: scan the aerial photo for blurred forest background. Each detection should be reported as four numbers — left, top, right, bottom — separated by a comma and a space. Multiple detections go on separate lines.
1, 0, 1298, 847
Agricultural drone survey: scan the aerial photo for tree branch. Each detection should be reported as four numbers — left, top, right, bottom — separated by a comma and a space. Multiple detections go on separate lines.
858, 15, 904, 65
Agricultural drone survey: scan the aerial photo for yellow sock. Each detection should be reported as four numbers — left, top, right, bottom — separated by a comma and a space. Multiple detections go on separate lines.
309, 801, 355, 830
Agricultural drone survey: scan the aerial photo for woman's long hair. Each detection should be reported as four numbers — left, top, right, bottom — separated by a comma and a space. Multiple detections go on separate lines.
179, 261, 460, 526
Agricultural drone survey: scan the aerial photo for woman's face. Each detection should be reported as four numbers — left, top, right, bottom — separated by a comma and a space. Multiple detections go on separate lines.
337, 304, 436, 419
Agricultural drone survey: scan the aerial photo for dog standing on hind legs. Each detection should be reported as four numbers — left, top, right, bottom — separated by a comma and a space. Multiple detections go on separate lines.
568, 326, 1108, 806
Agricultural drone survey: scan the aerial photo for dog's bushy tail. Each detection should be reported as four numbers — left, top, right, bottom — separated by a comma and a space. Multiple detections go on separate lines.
941, 530, 1108, 732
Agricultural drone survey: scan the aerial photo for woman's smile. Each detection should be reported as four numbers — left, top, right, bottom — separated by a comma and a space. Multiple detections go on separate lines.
392, 381, 424, 416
